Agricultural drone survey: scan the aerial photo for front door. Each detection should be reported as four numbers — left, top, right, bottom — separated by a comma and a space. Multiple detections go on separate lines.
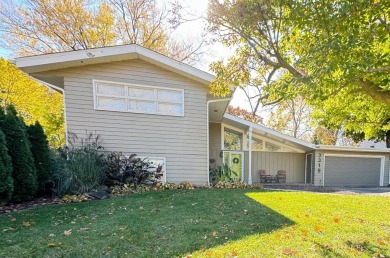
305, 154, 313, 184
223, 151, 244, 181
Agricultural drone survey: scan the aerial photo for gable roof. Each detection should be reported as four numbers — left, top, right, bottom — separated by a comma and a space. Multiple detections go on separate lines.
14, 44, 214, 85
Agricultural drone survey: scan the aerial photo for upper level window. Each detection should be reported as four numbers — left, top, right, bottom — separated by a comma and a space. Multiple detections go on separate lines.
94, 80, 184, 116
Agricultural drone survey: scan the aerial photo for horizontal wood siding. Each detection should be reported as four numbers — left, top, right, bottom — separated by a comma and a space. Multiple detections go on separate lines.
50, 59, 209, 184
209, 123, 222, 167
244, 151, 305, 183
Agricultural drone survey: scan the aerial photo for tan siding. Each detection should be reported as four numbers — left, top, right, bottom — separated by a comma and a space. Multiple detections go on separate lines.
244, 151, 305, 183
55, 59, 209, 184
209, 123, 222, 167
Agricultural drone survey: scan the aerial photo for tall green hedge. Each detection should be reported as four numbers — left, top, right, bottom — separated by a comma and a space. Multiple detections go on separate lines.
27, 121, 53, 196
0, 105, 37, 202
0, 128, 13, 205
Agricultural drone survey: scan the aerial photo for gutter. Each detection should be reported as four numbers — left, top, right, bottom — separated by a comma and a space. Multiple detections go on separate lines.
25, 75, 68, 146
206, 98, 232, 184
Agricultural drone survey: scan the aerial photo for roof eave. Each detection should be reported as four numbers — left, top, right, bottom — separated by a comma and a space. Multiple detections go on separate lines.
14, 44, 214, 85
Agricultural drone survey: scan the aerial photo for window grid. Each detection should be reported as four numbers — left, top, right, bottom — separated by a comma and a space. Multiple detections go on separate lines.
94, 80, 184, 116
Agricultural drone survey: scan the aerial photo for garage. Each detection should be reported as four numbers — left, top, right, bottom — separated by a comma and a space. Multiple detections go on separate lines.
324, 155, 384, 187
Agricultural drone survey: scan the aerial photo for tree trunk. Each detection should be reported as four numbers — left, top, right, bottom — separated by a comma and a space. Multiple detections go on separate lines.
386, 130, 390, 148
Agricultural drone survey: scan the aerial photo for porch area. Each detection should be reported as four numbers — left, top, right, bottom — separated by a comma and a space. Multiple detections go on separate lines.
209, 114, 314, 185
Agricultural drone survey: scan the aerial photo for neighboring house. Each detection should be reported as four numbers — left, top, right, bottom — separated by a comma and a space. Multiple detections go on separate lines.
15, 44, 390, 187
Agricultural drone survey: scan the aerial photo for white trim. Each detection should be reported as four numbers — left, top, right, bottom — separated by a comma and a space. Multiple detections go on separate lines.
223, 113, 314, 149
93, 79, 184, 117
223, 151, 245, 182
221, 123, 245, 151
323, 154, 385, 187
25, 75, 68, 146
207, 98, 232, 184
139, 156, 166, 184
15, 44, 215, 85
305, 153, 313, 184
316, 145, 390, 153
248, 127, 253, 185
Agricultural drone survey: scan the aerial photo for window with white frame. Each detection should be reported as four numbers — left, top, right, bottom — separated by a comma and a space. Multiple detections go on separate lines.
94, 80, 184, 116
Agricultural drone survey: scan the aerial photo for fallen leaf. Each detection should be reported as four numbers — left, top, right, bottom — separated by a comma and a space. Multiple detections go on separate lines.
64, 229, 72, 236
314, 226, 321, 232
282, 247, 299, 256
212, 231, 217, 237
10, 218, 16, 222
333, 218, 340, 223
23, 221, 31, 227
305, 214, 310, 218
203, 235, 208, 240
378, 239, 385, 245
47, 242, 57, 248
49, 233, 55, 237
139, 206, 144, 210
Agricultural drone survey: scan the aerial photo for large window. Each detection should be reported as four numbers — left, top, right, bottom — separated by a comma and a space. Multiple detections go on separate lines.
94, 80, 184, 116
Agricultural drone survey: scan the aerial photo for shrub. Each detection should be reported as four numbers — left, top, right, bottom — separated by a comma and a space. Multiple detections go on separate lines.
0, 105, 37, 202
105, 152, 136, 186
53, 132, 107, 196
27, 121, 53, 196
104, 152, 153, 187
0, 129, 13, 205
209, 164, 237, 184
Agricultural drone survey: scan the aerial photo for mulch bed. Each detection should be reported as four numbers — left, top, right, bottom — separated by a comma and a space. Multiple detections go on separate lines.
0, 185, 345, 215
0, 197, 62, 215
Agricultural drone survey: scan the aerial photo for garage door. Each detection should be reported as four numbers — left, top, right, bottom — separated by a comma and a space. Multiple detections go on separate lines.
324, 156, 382, 187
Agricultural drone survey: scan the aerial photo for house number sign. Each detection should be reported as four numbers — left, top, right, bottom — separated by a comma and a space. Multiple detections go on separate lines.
318, 153, 321, 173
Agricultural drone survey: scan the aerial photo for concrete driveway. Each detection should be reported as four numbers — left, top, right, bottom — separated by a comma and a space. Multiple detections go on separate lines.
333, 187, 390, 196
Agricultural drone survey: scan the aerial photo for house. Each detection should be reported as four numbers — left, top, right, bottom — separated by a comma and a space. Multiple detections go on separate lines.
15, 44, 390, 187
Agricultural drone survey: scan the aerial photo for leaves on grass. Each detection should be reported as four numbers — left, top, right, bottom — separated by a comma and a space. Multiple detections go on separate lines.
282, 247, 299, 256
64, 229, 72, 236
10, 218, 16, 222
333, 218, 340, 223
314, 225, 321, 232
47, 242, 57, 248
212, 231, 217, 237
22, 221, 31, 227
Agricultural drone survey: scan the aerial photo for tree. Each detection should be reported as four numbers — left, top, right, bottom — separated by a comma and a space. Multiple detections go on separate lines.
0, 128, 13, 205
0, 0, 204, 64
208, 0, 390, 142
27, 121, 53, 196
0, 58, 65, 147
266, 96, 312, 140
226, 105, 262, 123
0, 105, 37, 202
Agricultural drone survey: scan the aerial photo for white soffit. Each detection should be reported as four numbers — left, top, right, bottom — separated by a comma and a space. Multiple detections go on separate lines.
14, 44, 215, 85
223, 113, 314, 150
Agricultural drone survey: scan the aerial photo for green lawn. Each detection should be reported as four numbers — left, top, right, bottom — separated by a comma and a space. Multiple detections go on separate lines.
0, 189, 389, 257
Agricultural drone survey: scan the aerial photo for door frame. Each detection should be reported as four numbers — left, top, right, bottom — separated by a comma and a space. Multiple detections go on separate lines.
223, 151, 245, 182
305, 153, 313, 184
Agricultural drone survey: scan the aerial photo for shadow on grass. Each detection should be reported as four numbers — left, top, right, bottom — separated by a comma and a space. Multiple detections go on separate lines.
0, 189, 294, 258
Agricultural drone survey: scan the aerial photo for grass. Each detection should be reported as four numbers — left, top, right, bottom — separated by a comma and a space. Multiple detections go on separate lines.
0, 189, 389, 257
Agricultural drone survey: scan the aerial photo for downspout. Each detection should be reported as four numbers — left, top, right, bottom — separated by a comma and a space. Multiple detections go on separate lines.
248, 126, 253, 185
206, 98, 232, 184
26, 75, 68, 146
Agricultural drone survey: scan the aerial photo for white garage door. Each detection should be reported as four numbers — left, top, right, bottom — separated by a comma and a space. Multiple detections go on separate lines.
324, 156, 383, 187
